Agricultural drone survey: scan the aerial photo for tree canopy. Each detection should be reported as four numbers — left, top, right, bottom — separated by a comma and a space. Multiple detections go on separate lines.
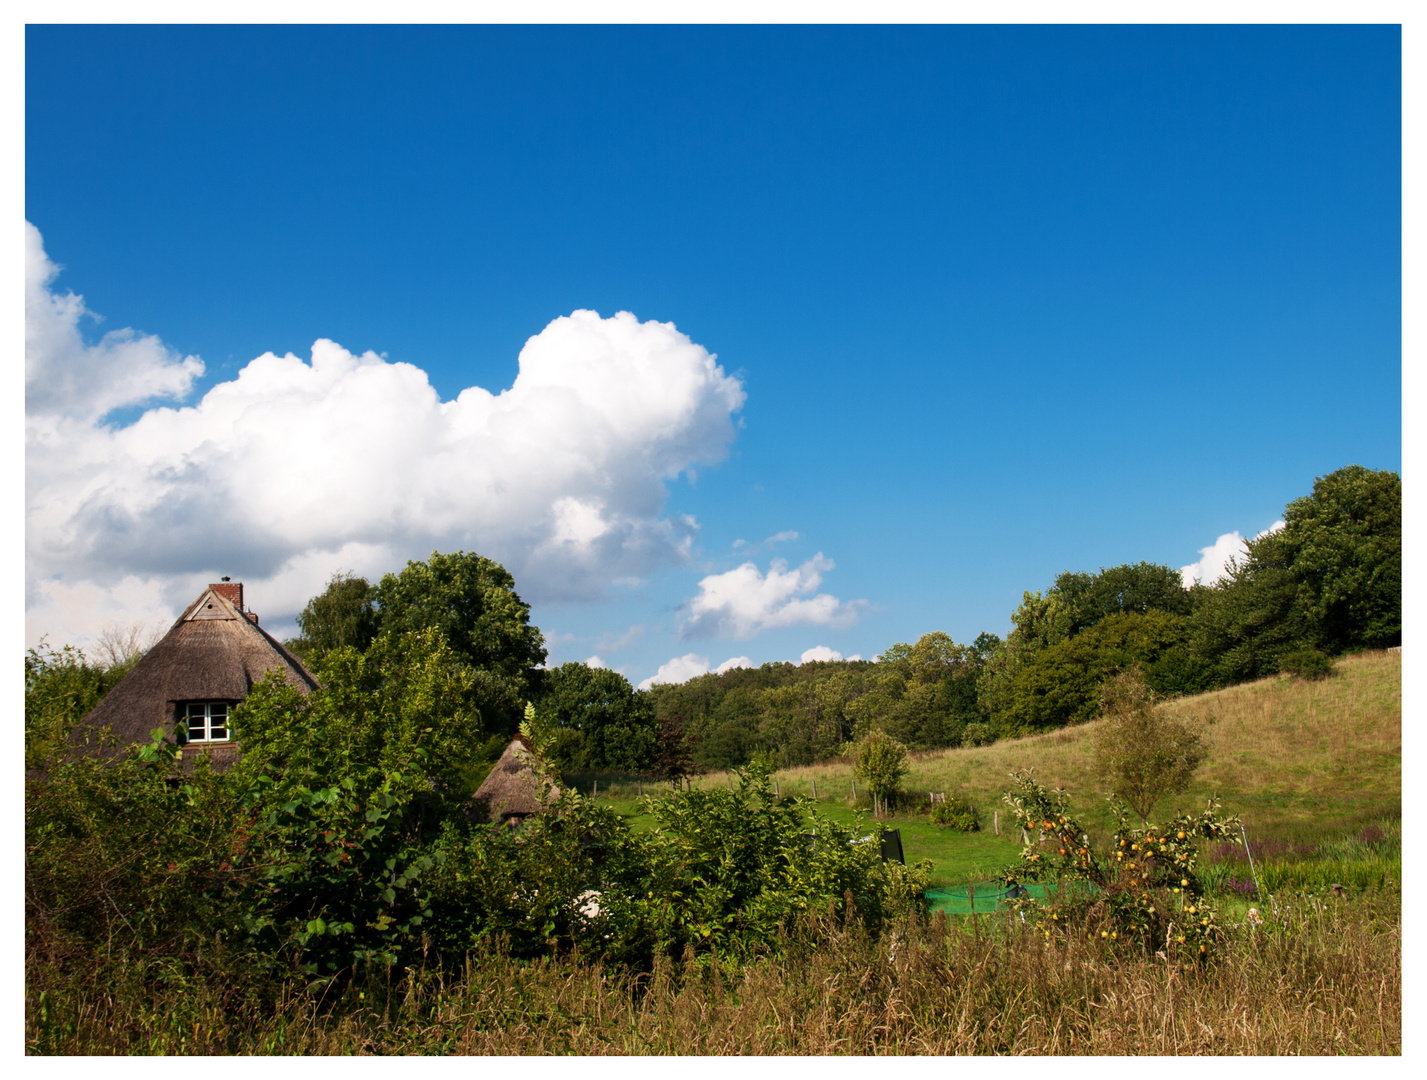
999, 610, 1195, 735
235, 627, 494, 800
533, 662, 658, 773
1273, 464, 1400, 652
376, 550, 547, 691
1188, 465, 1400, 684
290, 571, 380, 659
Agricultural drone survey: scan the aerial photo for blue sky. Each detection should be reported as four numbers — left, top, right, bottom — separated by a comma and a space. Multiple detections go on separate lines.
25, 24, 1401, 686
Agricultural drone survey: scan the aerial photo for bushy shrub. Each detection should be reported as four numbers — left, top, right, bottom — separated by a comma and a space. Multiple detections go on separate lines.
999, 769, 1240, 959
929, 795, 979, 832
27, 727, 265, 974
25, 639, 135, 768
620, 763, 930, 964
1278, 648, 1335, 681
423, 790, 644, 962
960, 722, 997, 748
29, 646, 930, 986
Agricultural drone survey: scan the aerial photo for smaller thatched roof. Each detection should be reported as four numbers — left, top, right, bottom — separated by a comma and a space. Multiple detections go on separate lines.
470, 737, 561, 824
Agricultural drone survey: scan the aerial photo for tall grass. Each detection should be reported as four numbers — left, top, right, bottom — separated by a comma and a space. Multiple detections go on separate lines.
28, 888, 1400, 1054
1203, 818, 1401, 898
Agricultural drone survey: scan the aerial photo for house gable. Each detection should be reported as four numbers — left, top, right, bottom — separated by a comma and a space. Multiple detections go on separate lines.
186, 589, 240, 621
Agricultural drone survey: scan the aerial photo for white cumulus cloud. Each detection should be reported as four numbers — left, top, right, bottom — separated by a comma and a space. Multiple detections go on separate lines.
680, 554, 865, 640
636, 652, 754, 690
25, 223, 746, 648
799, 645, 861, 663
1179, 519, 1286, 588
637, 653, 710, 690
26, 222, 204, 423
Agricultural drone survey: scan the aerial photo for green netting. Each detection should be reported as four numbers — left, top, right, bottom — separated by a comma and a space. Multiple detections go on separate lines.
925, 880, 1095, 915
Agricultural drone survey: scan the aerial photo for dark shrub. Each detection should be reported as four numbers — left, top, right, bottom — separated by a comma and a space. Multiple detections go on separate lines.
1279, 649, 1335, 680
929, 795, 979, 832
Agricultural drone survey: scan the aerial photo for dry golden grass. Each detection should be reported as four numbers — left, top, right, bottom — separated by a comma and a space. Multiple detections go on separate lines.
29, 890, 1400, 1054
697, 650, 1400, 844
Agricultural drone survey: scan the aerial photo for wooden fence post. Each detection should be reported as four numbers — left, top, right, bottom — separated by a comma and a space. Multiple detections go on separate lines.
994, 810, 999, 835
593, 779, 597, 798
812, 778, 817, 798
638, 780, 643, 798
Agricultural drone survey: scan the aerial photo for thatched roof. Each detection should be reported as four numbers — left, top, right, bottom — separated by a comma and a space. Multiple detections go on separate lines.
470, 737, 561, 823
76, 585, 318, 770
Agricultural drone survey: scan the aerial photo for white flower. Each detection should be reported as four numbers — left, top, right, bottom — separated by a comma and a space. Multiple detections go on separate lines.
576, 890, 602, 919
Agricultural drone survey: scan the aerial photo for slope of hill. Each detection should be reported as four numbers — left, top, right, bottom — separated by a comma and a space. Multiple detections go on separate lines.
663, 649, 1401, 882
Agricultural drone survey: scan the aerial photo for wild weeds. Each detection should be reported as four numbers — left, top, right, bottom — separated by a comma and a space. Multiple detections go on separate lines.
27, 891, 1400, 1054
1202, 818, 1401, 897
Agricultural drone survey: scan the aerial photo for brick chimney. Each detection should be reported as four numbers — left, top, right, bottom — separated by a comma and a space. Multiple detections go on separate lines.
210, 580, 244, 611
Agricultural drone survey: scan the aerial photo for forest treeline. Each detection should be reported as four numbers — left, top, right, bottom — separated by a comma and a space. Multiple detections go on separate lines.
264, 463, 1398, 777
653, 464, 1399, 770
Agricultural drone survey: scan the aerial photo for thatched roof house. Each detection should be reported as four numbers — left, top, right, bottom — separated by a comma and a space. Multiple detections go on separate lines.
76, 581, 317, 771
470, 736, 561, 825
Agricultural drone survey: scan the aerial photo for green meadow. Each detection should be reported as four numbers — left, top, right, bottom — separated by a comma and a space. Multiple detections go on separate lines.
584, 648, 1401, 887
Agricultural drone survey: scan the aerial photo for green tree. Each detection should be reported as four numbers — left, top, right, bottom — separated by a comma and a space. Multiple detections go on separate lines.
650, 713, 699, 784
1091, 667, 1207, 826
1188, 556, 1307, 686
375, 550, 547, 731
25, 639, 137, 769
534, 662, 658, 773
289, 571, 379, 660
1188, 465, 1400, 686
1053, 562, 1195, 634
979, 563, 1198, 725
757, 684, 823, 767
1272, 464, 1401, 652
874, 631, 990, 748
689, 685, 761, 770
999, 610, 1195, 735
234, 627, 492, 801
852, 728, 908, 818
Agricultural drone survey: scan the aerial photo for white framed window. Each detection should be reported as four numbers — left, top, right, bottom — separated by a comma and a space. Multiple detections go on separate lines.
179, 701, 232, 744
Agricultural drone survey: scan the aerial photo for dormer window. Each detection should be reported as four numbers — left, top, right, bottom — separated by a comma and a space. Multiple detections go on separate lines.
179, 701, 233, 744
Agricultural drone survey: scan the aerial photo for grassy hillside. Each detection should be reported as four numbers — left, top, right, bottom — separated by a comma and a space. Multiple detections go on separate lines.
590, 649, 1400, 886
